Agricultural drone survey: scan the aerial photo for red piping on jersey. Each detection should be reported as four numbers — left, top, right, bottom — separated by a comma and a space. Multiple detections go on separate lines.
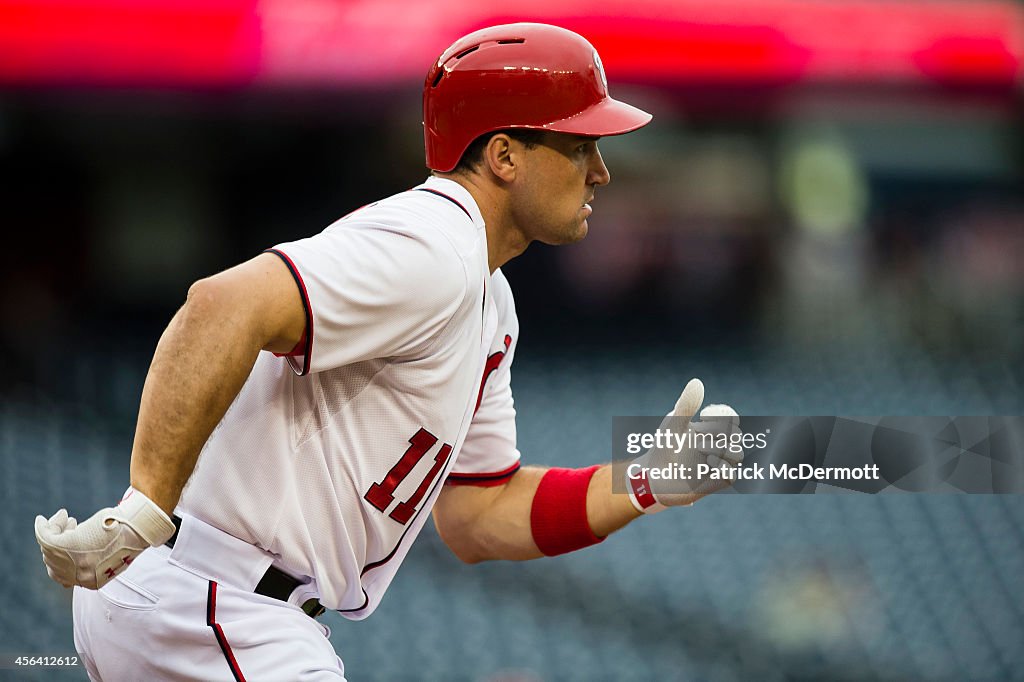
337, 588, 370, 614
264, 249, 314, 376
275, 330, 307, 358
446, 462, 521, 487
207, 581, 247, 682
414, 188, 472, 220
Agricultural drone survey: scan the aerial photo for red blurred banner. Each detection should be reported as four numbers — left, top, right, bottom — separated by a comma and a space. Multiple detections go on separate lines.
0, 0, 261, 86
0, 0, 1019, 88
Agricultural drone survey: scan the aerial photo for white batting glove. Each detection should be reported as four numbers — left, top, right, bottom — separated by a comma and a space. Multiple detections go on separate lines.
34, 487, 176, 589
626, 378, 744, 513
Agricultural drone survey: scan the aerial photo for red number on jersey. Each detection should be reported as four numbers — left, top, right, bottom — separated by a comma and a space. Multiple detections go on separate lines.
364, 428, 453, 525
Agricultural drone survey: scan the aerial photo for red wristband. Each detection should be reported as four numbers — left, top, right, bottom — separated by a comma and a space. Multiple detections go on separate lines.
530, 465, 604, 557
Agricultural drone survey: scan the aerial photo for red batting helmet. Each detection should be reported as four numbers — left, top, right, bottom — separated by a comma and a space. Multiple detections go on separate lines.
423, 23, 653, 172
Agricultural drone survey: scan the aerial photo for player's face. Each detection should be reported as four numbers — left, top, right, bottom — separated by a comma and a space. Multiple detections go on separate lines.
514, 132, 611, 245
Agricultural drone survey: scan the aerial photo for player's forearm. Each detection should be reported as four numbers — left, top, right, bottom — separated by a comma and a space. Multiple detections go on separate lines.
435, 464, 641, 563
434, 467, 544, 562
586, 464, 644, 536
129, 280, 265, 516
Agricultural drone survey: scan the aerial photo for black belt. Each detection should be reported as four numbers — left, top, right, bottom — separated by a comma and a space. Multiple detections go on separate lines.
166, 516, 326, 619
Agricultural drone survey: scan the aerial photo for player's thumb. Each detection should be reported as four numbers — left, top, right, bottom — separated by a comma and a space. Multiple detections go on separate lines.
35, 514, 57, 547
671, 378, 705, 421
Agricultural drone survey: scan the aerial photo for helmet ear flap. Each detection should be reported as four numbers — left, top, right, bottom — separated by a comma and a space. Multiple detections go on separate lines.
422, 22, 652, 173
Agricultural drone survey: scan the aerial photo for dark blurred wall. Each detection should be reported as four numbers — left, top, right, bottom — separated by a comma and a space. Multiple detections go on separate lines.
1, 84, 1021, 407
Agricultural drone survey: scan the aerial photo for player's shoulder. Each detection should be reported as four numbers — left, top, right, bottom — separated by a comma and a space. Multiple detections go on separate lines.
326, 190, 475, 265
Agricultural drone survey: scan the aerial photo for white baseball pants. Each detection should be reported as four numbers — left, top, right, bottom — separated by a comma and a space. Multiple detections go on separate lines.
72, 514, 346, 681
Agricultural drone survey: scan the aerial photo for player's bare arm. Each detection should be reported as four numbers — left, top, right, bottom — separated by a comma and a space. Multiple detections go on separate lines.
130, 252, 307, 514
434, 378, 743, 563
433, 465, 640, 563
34, 252, 306, 589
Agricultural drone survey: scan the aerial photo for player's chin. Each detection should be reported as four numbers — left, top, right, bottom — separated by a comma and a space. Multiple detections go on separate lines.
566, 212, 591, 242
550, 221, 588, 245
539, 215, 589, 245
574, 219, 590, 241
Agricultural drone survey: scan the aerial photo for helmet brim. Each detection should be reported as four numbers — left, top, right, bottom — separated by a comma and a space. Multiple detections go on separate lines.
543, 96, 652, 138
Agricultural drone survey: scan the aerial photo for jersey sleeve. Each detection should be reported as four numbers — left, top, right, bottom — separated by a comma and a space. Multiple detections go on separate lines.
447, 272, 521, 487
266, 222, 467, 375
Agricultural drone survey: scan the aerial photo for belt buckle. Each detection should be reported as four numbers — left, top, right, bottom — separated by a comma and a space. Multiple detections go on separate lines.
302, 598, 326, 618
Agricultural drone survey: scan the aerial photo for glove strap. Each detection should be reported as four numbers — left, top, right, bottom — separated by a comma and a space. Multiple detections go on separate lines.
116, 488, 177, 546
626, 467, 668, 514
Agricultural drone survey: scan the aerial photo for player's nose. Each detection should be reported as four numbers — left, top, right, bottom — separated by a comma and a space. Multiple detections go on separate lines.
588, 146, 611, 187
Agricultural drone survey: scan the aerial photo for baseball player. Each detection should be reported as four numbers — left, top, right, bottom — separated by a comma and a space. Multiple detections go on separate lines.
35, 23, 741, 680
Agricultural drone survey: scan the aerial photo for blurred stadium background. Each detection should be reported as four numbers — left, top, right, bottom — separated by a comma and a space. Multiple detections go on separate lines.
3, 0, 1023, 680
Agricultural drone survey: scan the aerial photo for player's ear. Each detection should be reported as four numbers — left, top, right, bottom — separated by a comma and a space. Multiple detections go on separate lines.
481, 133, 518, 182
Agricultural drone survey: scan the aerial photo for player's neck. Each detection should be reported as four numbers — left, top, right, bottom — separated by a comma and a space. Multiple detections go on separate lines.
435, 172, 529, 273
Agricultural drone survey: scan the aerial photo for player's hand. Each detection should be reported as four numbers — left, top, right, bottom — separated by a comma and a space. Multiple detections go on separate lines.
626, 378, 744, 513
34, 488, 176, 589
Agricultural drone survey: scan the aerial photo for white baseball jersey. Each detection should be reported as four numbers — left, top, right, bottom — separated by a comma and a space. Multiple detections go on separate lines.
177, 176, 521, 619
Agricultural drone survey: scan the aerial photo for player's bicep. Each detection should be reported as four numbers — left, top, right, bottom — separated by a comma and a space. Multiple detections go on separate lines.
193, 252, 308, 354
